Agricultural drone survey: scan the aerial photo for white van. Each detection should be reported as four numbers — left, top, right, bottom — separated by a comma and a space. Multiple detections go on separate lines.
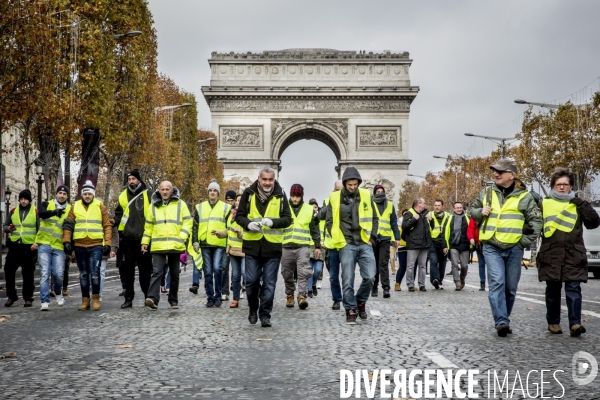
583, 201, 600, 279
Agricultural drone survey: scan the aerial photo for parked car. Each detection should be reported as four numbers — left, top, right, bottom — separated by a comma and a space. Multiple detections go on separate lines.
583, 201, 600, 279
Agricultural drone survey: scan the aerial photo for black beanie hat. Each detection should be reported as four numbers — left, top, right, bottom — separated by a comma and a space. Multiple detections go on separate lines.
127, 169, 142, 182
19, 189, 32, 202
56, 185, 69, 195
373, 184, 385, 195
225, 190, 237, 200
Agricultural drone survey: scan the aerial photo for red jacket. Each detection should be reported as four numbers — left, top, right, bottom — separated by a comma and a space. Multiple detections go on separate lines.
467, 217, 480, 244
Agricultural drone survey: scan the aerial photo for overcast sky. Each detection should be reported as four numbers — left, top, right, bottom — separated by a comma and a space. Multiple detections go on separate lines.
148, 0, 600, 202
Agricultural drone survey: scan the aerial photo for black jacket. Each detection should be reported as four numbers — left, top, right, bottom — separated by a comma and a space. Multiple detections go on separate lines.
235, 180, 293, 258
401, 209, 432, 250
113, 182, 150, 240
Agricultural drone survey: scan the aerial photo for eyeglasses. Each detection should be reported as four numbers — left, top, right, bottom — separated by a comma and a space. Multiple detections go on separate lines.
491, 169, 509, 175
554, 183, 572, 188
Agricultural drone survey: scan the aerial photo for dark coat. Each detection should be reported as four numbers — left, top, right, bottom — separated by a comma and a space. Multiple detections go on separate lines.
537, 198, 600, 282
401, 209, 432, 250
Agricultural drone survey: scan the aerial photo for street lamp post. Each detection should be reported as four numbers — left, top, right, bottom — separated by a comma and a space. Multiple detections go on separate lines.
514, 99, 560, 109
35, 164, 44, 208
407, 173, 426, 179
464, 133, 516, 158
433, 155, 457, 202
113, 30, 142, 39
156, 103, 193, 140
3, 186, 11, 253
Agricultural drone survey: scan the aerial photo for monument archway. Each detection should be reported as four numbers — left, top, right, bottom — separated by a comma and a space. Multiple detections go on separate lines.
201, 49, 419, 203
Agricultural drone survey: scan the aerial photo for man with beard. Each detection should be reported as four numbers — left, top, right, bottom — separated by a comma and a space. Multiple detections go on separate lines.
113, 169, 152, 308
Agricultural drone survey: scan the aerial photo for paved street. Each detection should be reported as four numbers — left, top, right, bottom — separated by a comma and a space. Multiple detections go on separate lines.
1, 264, 599, 399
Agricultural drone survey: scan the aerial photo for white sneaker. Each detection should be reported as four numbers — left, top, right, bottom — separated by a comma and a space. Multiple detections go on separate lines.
56, 295, 65, 307
317, 281, 322, 289
40, 302, 50, 311
221, 294, 229, 301
240, 292, 245, 300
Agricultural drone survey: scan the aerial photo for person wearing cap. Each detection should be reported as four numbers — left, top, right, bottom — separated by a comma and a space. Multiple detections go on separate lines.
62, 180, 112, 311
370, 185, 400, 299
536, 168, 600, 337
428, 199, 450, 289
470, 158, 542, 337
219, 189, 238, 302
143, 181, 193, 310
33, 185, 70, 310
326, 167, 378, 325
113, 169, 152, 308
3, 189, 38, 307
191, 179, 230, 308
235, 167, 292, 327
280, 184, 321, 309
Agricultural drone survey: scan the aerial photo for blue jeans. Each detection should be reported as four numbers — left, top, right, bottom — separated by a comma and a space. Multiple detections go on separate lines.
38, 244, 66, 303
327, 249, 343, 302
339, 243, 376, 311
476, 247, 486, 283
74, 246, 103, 298
245, 255, 279, 320
192, 261, 202, 286
90, 258, 107, 297
161, 263, 171, 290
230, 254, 246, 301
307, 259, 323, 289
483, 243, 523, 327
201, 247, 225, 301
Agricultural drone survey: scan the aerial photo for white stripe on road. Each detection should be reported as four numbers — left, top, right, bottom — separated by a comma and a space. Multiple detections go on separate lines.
516, 295, 600, 319
423, 351, 459, 369
464, 283, 600, 306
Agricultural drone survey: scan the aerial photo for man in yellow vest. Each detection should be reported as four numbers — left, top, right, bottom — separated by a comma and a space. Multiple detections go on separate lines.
442, 201, 471, 291
142, 181, 192, 310
3, 189, 38, 307
326, 167, 378, 325
235, 167, 292, 327
33, 185, 70, 310
62, 181, 112, 311
371, 185, 400, 299
219, 190, 239, 302
471, 159, 542, 337
191, 179, 230, 307
280, 184, 321, 310
428, 199, 449, 289
113, 169, 152, 308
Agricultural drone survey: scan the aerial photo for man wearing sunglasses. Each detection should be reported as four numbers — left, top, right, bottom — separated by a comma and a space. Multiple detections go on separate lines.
470, 158, 542, 337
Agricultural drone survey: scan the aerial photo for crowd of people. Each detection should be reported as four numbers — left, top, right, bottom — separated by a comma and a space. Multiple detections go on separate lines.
3, 159, 599, 336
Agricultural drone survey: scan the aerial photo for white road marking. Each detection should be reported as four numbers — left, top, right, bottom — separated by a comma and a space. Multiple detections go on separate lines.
423, 351, 459, 369
516, 295, 600, 319
370, 309, 381, 316
464, 283, 600, 305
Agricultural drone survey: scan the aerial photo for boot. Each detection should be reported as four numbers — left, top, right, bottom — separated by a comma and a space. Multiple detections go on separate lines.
383, 289, 390, 298
78, 297, 90, 311
286, 294, 295, 308
371, 286, 378, 297
548, 324, 563, 334
394, 282, 401, 291
479, 282, 485, 291
570, 324, 586, 337
91, 294, 101, 311
298, 295, 308, 310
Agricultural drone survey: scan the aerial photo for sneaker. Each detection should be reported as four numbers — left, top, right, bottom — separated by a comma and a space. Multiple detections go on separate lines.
357, 302, 368, 320
40, 302, 50, 311
383, 289, 390, 298
248, 309, 258, 324
346, 309, 358, 325
496, 323, 510, 337
189, 286, 198, 295
312, 286, 318, 297
261, 318, 271, 328
240, 291, 245, 300
432, 279, 440, 289
316, 280, 322, 289
169, 302, 179, 309
371, 287, 378, 297
570, 324, 586, 337
221, 294, 229, 301
56, 295, 65, 307
307, 291, 313, 298
332, 301, 341, 310
214, 298, 223, 307
419, 286, 427, 292
548, 324, 563, 334
394, 283, 401, 291
145, 298, 158, 310
480, 282, 485, 291
206, 299, 215, 308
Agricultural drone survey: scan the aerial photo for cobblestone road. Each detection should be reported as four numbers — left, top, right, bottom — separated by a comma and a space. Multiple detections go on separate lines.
1, 264, 599, 399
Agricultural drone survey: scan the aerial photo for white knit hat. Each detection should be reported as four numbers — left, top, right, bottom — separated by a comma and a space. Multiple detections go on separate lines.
207, 179, 220, 194
81, 180, 95, 196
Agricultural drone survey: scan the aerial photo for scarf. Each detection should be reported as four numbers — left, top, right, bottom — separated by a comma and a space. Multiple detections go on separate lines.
549, 189, 575, 202
373, 193, 386, 204
128, 182, 142, 194
54, 199, 68, 210
256, 184, 273, 204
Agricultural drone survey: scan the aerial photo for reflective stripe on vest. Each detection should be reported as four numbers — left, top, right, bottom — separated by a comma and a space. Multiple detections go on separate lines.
283, 202, 313, 245
144, 200, 189, 252
36, 202, 70, 250
73, 199, 104, 240
374, 201, 393, 238
187, 240, 204, 270
196, 200, 230, 247
479, 191, 528, 245
542, 198, 578, 238
322, 197, 333, 249
10, 206, 37, 244
118, 189, 149, 231
429, 211, 449, 239
329, 188, 373, 250
242, 194, 283, 244
227, 214, 243, 249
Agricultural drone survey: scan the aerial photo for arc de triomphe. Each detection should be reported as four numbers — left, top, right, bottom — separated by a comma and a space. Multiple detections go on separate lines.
201, 49, 419, 204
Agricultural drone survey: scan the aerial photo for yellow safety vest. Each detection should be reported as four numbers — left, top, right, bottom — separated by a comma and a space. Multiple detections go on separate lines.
187, 240, 203, 270
9, 206, 37, 244
542, 198, 578, 238
479, 191, 528, 245
242, 194, 283, 244
73, 199, 104, 240
283, 203, 313, 245
195, 200, 230, 247
329, 188, 373, 250
227, 214, 243, 249
142, 199, 192, 252
374, 201, 393, 238
36, 201, 71, 250
429, 211, 449, 239
117, 189, 149, 231
444, 213, 470, 249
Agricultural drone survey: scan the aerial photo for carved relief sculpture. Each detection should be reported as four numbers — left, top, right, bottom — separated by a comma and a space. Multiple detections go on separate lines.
356, 127, 401, 149
220, 126, 263, 149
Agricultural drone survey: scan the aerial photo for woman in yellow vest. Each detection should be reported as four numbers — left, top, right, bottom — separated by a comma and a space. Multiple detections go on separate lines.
537, 168, 600, 337
62, 181, 112, 311
3, 189, 38, 307
227, 194, 246, 308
